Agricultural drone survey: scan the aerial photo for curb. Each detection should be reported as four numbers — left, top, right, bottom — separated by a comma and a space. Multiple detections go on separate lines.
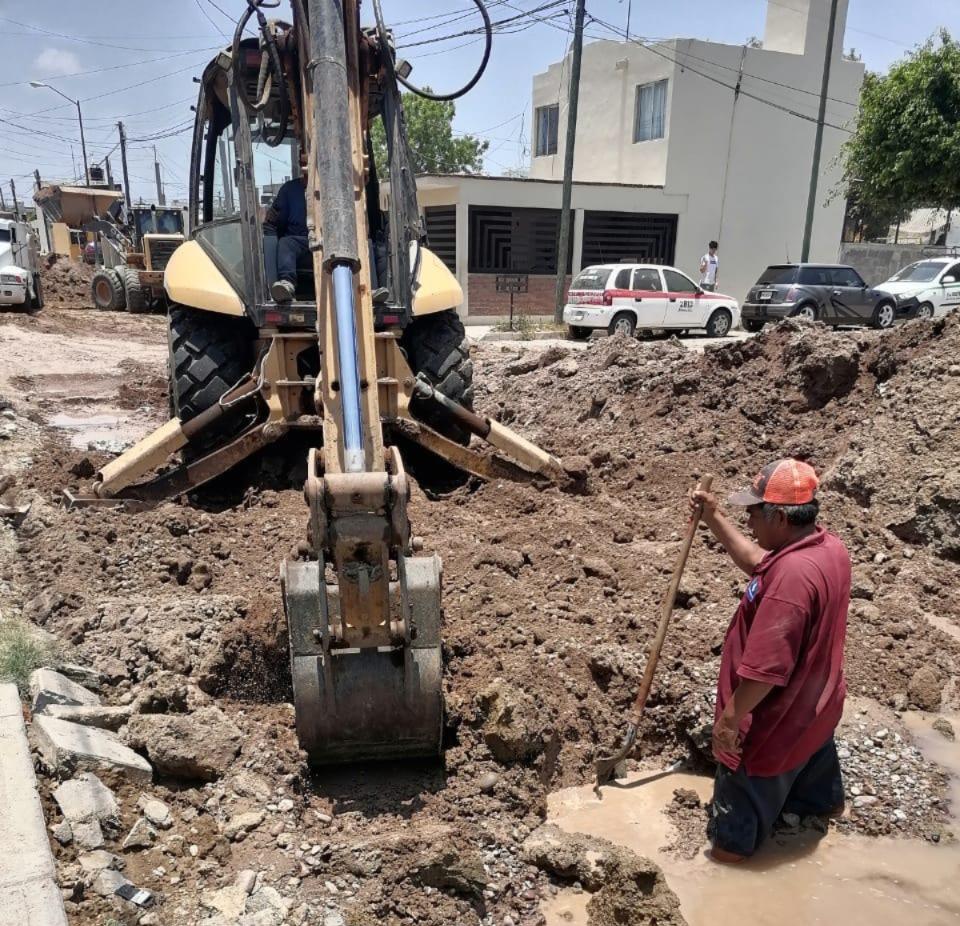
478, 330, 569, 342
0, 684, 68, 926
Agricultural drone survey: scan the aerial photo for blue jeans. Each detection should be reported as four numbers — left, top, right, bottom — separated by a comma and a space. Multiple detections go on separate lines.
277, 235, 309, 284
708, 737, 844, 857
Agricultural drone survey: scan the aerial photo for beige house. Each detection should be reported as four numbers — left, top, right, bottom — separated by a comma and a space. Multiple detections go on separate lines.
413, 0, 864, 320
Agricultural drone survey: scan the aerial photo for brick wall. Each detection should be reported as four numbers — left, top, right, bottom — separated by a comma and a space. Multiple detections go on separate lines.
467, 274, 571, 317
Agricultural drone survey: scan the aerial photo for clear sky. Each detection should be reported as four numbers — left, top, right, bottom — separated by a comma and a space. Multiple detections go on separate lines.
0, 0, 950, 205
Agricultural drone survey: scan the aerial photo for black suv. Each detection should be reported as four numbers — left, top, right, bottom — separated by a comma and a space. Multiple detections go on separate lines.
742, 263, 898, 332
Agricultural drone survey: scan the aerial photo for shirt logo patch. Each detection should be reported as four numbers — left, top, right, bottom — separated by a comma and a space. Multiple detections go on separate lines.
746, 577, 761, 602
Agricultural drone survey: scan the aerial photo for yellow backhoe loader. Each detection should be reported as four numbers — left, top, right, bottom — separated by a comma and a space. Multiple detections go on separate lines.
67, 0, 562, 764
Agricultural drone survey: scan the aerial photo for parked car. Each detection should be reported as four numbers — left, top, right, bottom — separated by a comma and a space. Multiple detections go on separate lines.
741, 263, 899, 332
876, 256, 960, 320
563, 263, 740, 339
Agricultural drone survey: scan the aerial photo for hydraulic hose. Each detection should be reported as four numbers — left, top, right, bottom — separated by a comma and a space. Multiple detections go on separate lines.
371, 0, 492, 101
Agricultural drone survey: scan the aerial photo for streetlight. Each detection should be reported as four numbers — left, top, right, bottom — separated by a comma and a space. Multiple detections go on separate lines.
30, 81, 89, 185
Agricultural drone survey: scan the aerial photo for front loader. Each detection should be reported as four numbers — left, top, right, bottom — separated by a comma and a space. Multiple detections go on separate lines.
67, 0, 561, 764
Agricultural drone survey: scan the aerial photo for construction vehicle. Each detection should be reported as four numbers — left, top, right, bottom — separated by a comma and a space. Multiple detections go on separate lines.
89, 205, 186, 313
68, 0, 561, 764
0, 212, 43, 311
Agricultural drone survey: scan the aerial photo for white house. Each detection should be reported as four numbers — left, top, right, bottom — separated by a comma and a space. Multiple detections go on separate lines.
414, 0, 864, 319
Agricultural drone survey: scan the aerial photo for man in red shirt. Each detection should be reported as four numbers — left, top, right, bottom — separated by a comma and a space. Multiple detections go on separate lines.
691, 458, 850, 862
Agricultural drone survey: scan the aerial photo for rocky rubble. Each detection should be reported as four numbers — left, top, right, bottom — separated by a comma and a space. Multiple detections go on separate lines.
3, 311, 960, 924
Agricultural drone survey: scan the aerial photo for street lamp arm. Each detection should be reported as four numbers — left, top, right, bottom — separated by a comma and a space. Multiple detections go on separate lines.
29, 81, 77, 105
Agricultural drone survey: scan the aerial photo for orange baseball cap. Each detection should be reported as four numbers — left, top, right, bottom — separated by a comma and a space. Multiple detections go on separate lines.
728, 459, 819, 506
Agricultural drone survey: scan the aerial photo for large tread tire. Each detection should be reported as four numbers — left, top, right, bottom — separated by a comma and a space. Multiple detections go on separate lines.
168, 304, 255, 456
401, 309, 474, 445
122, 267, 149, 314
91, 269, 125, 311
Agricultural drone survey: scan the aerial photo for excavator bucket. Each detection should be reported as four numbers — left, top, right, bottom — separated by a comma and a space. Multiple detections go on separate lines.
282, 554, 443, 763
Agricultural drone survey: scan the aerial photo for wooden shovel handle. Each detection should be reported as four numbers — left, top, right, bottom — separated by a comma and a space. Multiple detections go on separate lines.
627, 474, 713, 726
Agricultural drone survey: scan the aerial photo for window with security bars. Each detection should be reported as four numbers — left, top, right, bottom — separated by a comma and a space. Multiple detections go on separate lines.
581, 210, 678, 267
468, 206, 572, 274
424, 206, 456, 272
535, 104, 559, 156
633, 79, 668, 143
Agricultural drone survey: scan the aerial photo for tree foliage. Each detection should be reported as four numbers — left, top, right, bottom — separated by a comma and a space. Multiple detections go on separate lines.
841, 32, 960, 215
371, 90, 489, 178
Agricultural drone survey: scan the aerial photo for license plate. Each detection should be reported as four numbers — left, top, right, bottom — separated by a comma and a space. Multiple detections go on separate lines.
759, 290, 773, 301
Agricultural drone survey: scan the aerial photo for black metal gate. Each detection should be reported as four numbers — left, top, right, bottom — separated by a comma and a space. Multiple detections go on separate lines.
581, 210, 677, 266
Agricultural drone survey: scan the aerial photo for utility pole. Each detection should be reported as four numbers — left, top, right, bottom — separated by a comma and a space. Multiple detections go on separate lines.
34, 169, 42, 192
70, 146, 78, 181
800, 0, 840, 262
0, 185, 6, 211
553, 0, 586, 323
118, 122, 132, 210
154, 146, 166, 206
10, 179, 20, 219
105, 156, 114, 188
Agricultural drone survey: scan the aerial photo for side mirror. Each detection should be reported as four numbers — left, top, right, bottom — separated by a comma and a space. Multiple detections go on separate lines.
942, 275, 956, 285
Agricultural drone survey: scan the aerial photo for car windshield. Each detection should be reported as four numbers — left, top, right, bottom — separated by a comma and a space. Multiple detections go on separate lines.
756, 265, 797, 285
890, 261, 946, 283
571, 267, 611, 290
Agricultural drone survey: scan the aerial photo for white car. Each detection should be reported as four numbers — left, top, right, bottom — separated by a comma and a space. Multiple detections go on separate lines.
562, 263, 740, 340
877, 257, 960, 320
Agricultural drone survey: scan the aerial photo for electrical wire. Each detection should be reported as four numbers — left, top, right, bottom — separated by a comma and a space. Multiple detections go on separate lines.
375, 0, 492, 100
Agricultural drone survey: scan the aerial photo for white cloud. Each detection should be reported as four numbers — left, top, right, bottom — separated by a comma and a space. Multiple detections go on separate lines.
34, 48, 83, 77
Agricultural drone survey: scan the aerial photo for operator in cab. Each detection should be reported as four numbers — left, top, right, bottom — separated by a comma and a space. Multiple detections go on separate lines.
264, 165, 308, 304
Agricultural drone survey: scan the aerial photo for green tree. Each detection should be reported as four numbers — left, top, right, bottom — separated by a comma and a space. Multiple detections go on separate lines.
371, 90, 489, 177
841, 32, 960, 217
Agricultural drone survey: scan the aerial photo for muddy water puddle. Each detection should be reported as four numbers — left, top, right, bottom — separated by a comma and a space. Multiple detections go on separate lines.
49, 409, 157, 451
543, 720, 960, 926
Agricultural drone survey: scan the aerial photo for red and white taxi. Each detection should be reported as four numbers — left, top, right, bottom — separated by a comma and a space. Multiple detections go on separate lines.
563, 263, 740, 339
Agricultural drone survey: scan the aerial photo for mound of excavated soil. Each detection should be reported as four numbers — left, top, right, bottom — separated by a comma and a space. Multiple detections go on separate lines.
41, 254, 94, 308
9, 314, 960, 925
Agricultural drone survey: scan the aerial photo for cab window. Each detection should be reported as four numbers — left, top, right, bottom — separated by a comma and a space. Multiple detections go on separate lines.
830, 267, 864, 287
663, 269, 698, 293
613, 268, 632, 289
943, 262, 960, 283
633, 268, 662, 291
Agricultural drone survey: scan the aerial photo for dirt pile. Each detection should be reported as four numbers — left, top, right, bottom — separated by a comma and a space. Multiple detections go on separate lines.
4, 309, 960, 925
42, 254, 94, 308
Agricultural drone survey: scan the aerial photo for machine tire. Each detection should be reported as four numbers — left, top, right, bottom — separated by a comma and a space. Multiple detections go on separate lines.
122, 267, 149, 314
567, 324, 591, 341
401, 309, 474, 445
29, 272, 44, 311
168, 303, 255, 454
91, 269, 125, 311
705, 308, 732, 338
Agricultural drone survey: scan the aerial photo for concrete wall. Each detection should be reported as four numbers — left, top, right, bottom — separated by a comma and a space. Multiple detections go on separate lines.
839, 243, 956, 287
526, 0, 864, 304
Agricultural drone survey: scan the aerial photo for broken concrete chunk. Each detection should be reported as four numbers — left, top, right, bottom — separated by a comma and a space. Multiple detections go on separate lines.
53, 773, 118, 824
33, 715, 153, 783
137, 795, 173, 829
93, 868, 130, 898
933, 717, 956, 741
124, 706, 241, 781
29, 668, 100, 713
224, 810, 265, 841
201, 883, 249, 920
44, 703, 133, 732
122, 817, 157, 851
55, 663, 103, 692
72, 819, 105, 850
78, 850, 121, 874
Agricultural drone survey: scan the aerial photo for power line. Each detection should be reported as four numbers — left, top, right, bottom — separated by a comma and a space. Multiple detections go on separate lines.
0, 16, 220, 52
397, 0, 569, 48
194, 0, 230, 39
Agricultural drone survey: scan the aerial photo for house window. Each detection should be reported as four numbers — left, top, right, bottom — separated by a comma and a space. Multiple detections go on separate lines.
633, 79, 668, 143
535, 104, 559, 156
468, 206, 572, 274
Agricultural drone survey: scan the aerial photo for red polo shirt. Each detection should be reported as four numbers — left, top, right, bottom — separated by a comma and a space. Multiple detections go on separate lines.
714, 527, 850, 777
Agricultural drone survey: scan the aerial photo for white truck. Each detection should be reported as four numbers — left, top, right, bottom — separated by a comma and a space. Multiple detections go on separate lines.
0, 214, 43, 311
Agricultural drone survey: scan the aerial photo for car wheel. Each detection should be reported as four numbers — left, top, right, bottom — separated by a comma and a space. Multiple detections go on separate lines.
608, 312, 636, 337
705, 308, 732, 338
567, 324, 591, 341
915, 302, 934, 320
743, 319, 765, 333
872, 301, 895, 330
792, 303, 817, 322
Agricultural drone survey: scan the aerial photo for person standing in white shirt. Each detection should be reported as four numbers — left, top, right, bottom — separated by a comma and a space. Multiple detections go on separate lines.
700, 240, 719, 291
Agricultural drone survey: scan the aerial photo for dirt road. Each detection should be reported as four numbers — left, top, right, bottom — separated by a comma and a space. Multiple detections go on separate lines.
1, 301, 959, 926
